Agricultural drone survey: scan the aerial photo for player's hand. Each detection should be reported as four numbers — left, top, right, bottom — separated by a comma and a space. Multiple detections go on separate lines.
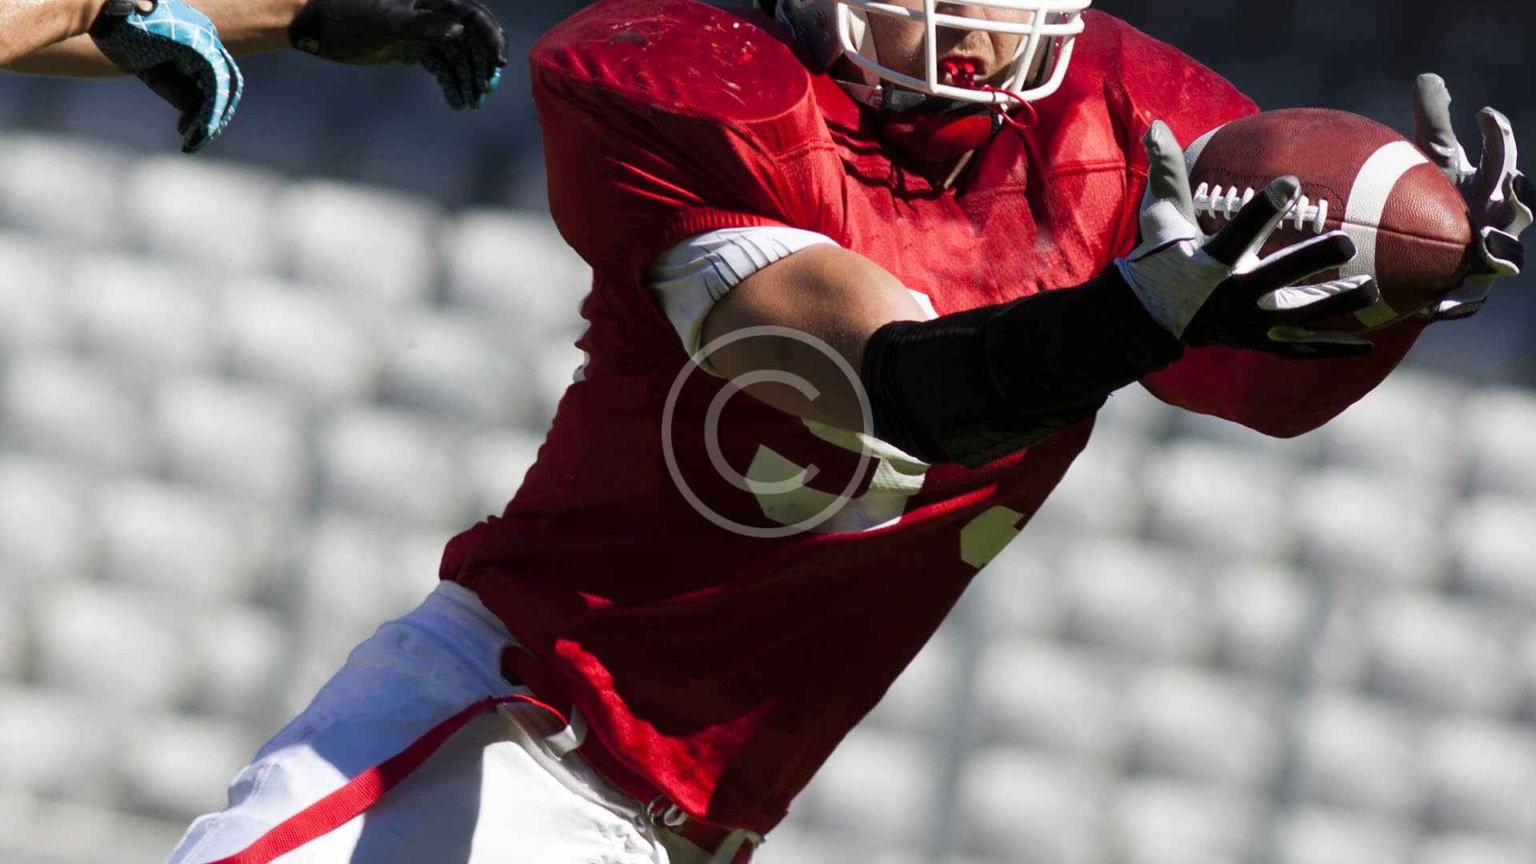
88, 0, 242, 154
1115, 121, 1378, 359
1412, 73, 1533, 322
289, 0, 508, 110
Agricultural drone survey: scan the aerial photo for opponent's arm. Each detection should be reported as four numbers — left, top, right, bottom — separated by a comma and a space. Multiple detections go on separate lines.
6, 0, 295, 74
0, 0, 111, 67
5, 0, 506, 109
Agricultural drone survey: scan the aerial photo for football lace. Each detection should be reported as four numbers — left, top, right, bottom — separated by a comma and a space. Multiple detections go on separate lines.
1193, 182, 1331, 234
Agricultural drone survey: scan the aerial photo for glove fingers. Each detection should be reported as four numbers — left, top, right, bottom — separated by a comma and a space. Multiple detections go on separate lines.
1244, 231, 1358, 292
1204, 176, 1301, 268
423, 49, 467, 110
1471, 107, 1518, 212
213, 41, 242, 139
1477, 226, 1525, 277
1515, 171, 1535, 214
1507, 171, 1535, 239
178, 59, 218, 152
1428, 295, 1486, 322
1141, 120, 1197, 224
456, 0, 506, 105
1265, 326, 1376, 358
1260, 276, 1380, 325
464, 0, 507, 66
139, 62, 204, 120
400, 12, 464, 43
1412, 73, 1470, 180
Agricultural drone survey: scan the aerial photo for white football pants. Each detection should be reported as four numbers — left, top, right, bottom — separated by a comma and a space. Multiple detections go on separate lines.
166, 581, 724, 864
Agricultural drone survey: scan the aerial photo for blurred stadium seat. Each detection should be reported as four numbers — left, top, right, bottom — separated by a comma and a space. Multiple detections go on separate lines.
1316, 370, 1464, 485
0, 135, 127, 246
954, 746, 1108, 864
973, 638, 1128, 762
68, 253, 219, 376
0, 454, 93, 581
1058, 538, 1216, 662
96, 478, 279, 604
1126, 666, 1284, 790
2, 351, 150, 472
1142, 441, 1291, 558
1422, 717, 1536, 838
0, 687, 123, 803
1274, 806, 1417, 864
1211, 562, 1313, 678
32, 582, 192, 711
1462, 388, 1536, 497
219, 276, 381, 404
275, 180, 441, 307
1030, 428, 1146, 537
1295, 690, 1427, 816
377, 308, 536, 426
803, 727, 938, 850
442, 208, 592, 332
1415, 834, 1536, 864
975, 542, 1065, 639
124, 156, 281, 275
151, 375, 309, 505
1450, 495, 1536, 611
1110, 777, 1264, 864
0, 232, 68, 351
318, 406, 470, 525
1291, 467, 1447, 588
1363, 590, 1524, 716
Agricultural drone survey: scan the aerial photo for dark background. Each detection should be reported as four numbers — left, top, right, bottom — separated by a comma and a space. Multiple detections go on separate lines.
1, 0, 1530, 381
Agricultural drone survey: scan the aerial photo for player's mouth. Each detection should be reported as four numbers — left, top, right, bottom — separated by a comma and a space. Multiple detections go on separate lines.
939, 56, 987, 89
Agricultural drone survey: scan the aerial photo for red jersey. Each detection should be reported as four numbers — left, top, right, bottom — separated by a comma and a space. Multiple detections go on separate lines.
441, 0, 1426, 833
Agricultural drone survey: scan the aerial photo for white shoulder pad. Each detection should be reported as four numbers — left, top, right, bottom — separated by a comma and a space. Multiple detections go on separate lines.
648, 226, 838, 375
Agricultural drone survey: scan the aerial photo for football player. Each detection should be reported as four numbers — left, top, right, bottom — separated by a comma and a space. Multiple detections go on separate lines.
3, 0, 506, 151
162, 1, 1531, 863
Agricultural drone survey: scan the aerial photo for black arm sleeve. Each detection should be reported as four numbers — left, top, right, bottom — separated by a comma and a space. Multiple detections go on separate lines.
859, 266, 1184, 469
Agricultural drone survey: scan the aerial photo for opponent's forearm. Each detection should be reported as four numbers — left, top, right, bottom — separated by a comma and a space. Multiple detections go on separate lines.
0, 0, 108, 67
3, 0, 301, 75
179, 0, 303, 54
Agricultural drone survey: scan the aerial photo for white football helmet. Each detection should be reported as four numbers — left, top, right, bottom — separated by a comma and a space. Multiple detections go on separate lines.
764, 0, 1091, 105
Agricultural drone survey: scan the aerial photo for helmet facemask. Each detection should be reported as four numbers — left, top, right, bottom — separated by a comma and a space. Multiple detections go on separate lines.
828, 0, 1090, 105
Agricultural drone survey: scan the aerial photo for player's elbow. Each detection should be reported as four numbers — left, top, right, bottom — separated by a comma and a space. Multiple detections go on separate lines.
696, 245, 927, 433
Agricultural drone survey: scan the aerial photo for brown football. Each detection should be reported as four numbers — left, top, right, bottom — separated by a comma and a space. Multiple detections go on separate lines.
1185, 108, 1475, 331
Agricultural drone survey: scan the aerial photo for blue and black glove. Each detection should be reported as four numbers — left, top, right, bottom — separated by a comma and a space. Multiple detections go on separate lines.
290, 0, 508, 110
88, 0, 243, 154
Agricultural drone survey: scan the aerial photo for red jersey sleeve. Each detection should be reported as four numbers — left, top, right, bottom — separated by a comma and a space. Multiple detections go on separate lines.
530, 0, 834, 290
1088, 13, 1425, 437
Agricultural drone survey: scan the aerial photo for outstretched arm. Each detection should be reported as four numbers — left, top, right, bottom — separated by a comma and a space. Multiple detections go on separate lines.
0, 0, 112, 68
5, 0, 506, 111
692, 124, 1374, 468
5, 0, 296, 75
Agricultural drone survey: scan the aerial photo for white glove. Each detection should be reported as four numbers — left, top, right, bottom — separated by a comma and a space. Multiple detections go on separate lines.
1413, 73, 1533, 321
1117, 121, 1378, 358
